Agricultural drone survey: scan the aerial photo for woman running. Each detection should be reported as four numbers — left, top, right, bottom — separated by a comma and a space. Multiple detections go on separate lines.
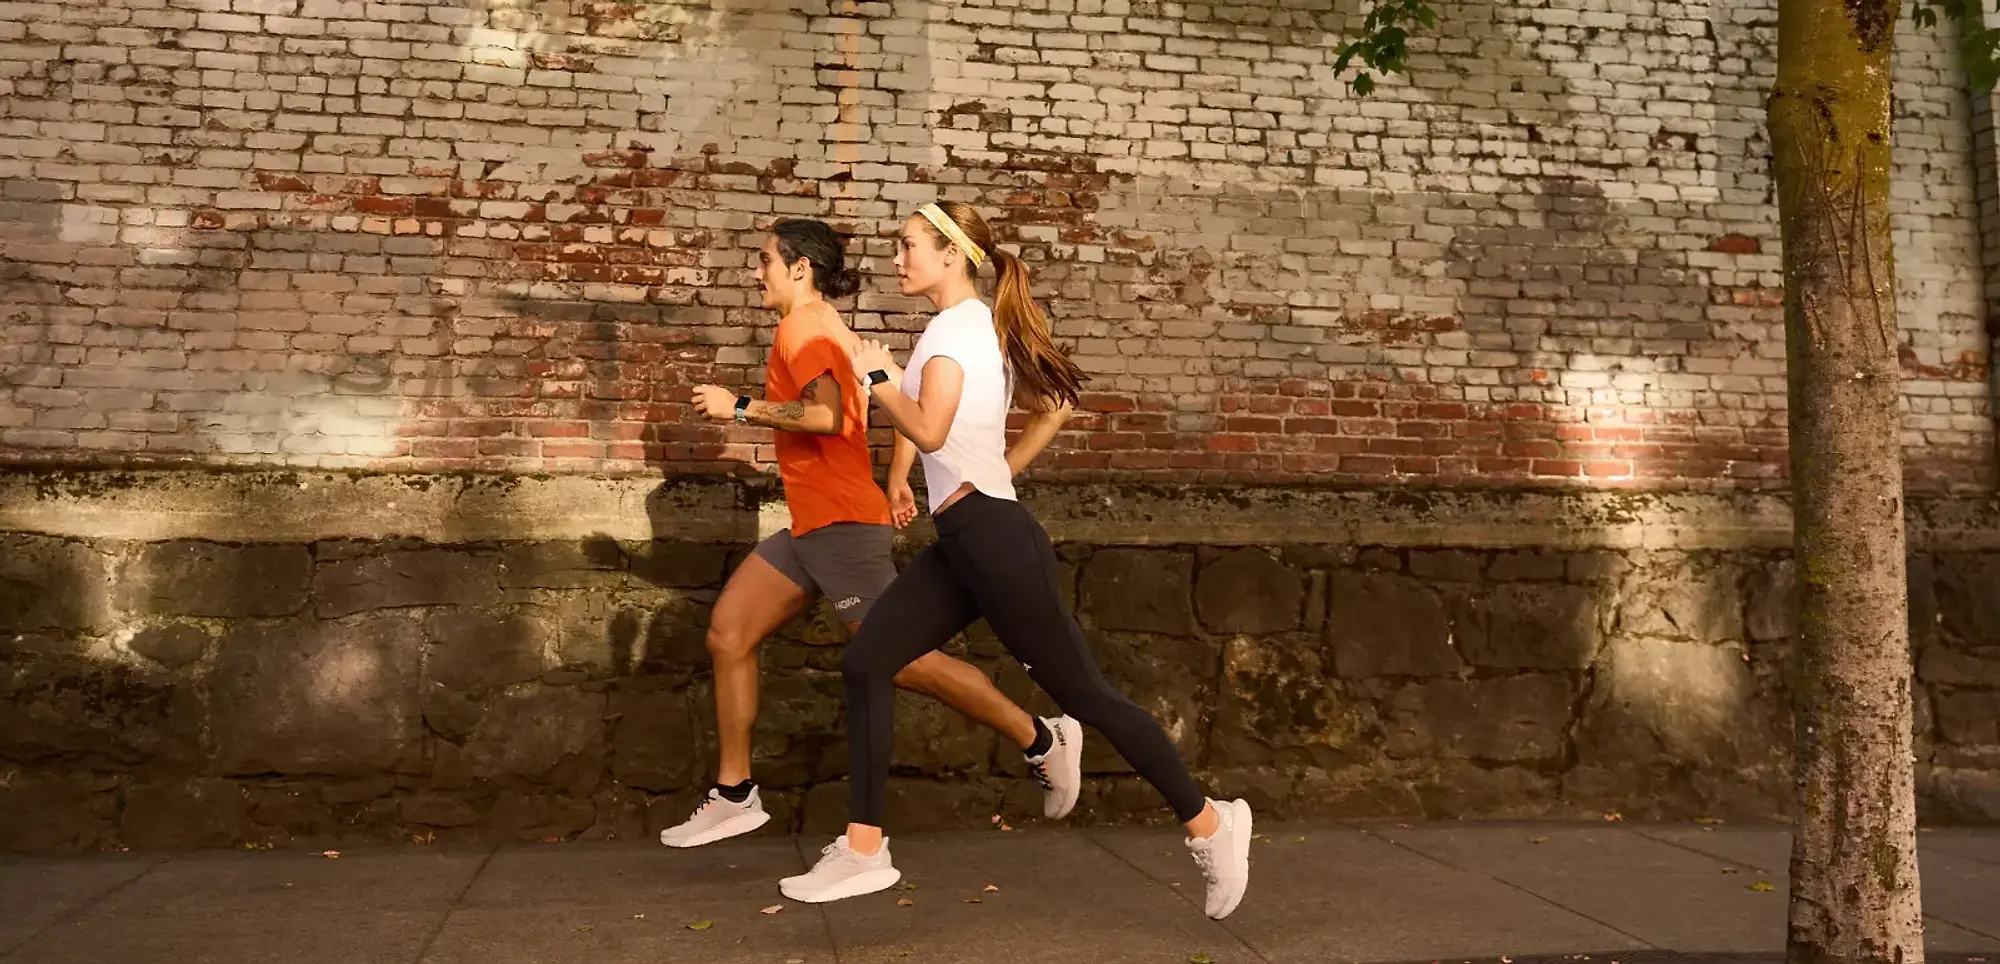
666, 218, 1084, 850
777, 202, 1253, 920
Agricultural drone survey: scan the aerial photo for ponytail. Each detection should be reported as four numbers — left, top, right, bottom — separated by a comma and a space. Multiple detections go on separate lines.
990, 248, 1085, 409
916, 200, 1087, 410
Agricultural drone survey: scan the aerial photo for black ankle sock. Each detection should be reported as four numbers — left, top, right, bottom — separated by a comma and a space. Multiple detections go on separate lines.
1024, 718, 1053, 758
715, 779, 755, 804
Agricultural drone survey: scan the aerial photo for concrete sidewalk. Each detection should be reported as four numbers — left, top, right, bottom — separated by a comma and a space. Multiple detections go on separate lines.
3, 823, 1997, 964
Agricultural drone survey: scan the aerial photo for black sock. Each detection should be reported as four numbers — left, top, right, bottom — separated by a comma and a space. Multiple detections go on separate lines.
1024, 718, 1053, 758
715, 779, 755, 804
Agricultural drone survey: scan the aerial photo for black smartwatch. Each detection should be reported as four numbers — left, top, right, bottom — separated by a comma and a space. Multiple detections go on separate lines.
733, 395, 751, 421
866, 369, 890, 388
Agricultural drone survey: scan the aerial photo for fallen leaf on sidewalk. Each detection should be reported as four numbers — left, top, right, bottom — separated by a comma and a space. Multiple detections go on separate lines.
1750, 881, 1775, 892
318, 850, 340, 859
1721, 867, 1740, 875
901, 882, 918, 890
1528, 836, 1549, 844
961, 897, 982, 904
982, 884, 999, 893
572, 924, 593, 933
540, 836, 562, 844
1603, 811, 1624, 822
632, 914, 645, 920
1696, 817, 1724, 824
896, 898, 914, 907
281, 883, 294, 889
686, 920, 713, 930
1192, 954, 1215, 964
1293, 835, 1305, 843
760, 905, 783, 915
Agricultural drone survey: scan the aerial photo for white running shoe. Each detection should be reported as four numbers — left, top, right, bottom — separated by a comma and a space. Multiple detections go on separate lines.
779, 835, 902, 903
1026, 715, 1083, 819
1186, 797, 1252, 919
659, 786, 771, 848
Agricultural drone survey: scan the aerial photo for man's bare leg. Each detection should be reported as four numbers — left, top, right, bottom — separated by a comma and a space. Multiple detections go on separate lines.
863, 622, 1082, 821
711, 553, 813, 785
871, 635, 1036, 749
660, 553, 810, 848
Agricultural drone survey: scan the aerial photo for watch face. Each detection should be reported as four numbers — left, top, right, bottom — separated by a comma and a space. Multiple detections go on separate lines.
868, 369, 889, 385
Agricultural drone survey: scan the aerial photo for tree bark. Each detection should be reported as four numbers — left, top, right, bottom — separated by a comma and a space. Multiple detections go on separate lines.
1769, 0, 1925, 962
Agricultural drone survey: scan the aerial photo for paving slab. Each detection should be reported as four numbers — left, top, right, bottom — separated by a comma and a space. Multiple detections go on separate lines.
87, 846, 489, 918
457, 838, 802, 909
1640, 826, 2000, 949
2, 847, 485, 964
426, 838, 828, 964
1922, 830, 2000, 869
1373, 823, 1784, 953
814, 828, 1242, 964
0, 854, 162, 956
10, 910, 440, 964
1091, 823, 1647, 964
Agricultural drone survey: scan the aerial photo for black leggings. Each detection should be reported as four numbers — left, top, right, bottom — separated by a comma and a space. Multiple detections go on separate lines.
842, 490, 1208, 826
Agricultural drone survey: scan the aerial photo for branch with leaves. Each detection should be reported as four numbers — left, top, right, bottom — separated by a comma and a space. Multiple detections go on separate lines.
1331, 0, 1436, 97
1333, 0, 2000, 96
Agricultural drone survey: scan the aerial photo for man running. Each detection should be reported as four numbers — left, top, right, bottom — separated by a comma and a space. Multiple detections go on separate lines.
662, 218, 1083, 848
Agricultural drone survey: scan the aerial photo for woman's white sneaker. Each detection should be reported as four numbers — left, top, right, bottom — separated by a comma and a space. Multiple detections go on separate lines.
1026, 715, 1084, 819
1186, 798, 1252, 919
659, 786, 771, 848
779, 836, 902, 903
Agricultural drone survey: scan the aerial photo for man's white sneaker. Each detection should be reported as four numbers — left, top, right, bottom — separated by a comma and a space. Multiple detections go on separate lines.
779, 835, 902, 903
1026, 715, 1083, 819
659, 786, 771, 848
1186, 797, 1252, 919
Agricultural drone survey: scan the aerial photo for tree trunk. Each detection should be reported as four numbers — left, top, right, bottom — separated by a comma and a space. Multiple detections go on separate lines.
1769, 0, 1925, 961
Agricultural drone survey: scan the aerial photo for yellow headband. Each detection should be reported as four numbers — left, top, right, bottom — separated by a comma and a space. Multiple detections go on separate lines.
917, 202, 985, 267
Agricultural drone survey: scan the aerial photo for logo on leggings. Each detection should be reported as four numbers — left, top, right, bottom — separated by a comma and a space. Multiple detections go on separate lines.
834, 596, 861, 610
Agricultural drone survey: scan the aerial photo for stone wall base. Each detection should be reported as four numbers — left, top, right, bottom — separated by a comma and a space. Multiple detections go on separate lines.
3, 470, 1997, 850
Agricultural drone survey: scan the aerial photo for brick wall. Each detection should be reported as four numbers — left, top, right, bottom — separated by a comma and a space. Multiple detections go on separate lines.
1, 0, 1995, 490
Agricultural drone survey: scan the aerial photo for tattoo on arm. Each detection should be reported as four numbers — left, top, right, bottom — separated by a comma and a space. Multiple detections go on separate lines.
753, 373, 841, 434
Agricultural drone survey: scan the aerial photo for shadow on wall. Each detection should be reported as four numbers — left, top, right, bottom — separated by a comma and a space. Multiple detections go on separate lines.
0, 180, 70, 451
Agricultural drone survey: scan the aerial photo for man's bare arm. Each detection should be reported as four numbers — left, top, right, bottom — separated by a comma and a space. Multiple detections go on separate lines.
745, 372, 843, 435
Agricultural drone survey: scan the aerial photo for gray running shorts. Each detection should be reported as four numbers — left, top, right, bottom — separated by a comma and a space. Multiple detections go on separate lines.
751, 522, 897, 624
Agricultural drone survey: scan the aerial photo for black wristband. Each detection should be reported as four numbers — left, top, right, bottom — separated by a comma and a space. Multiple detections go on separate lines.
867, 369, 890, 387
733, 395, 751, 421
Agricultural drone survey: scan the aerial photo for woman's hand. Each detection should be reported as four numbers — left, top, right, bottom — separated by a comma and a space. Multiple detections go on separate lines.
886, 479, 919, 528
849, 339, 897, 388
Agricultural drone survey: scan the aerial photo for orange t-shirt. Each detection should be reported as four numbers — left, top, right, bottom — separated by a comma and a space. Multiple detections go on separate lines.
766, 305, 892, 535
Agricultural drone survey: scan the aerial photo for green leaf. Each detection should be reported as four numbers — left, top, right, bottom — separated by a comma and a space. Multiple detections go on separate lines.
1192, 955, 1216, 964
1354, 73, 1376, 97
686, 920, 714, 930
1750, 881, 1775, 892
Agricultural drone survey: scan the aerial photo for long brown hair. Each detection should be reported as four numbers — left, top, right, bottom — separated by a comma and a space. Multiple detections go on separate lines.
918, 201, 1087, 409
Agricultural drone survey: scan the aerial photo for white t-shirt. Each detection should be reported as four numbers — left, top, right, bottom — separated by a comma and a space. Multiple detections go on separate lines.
903, 297, 1016, 513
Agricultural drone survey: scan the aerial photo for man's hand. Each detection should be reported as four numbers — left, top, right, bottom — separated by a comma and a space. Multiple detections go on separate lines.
692, 384, 740, 421
886, 479, 919, 528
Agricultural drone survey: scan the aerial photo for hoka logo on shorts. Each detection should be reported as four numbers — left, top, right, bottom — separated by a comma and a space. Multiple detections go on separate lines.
834, 596, 861, 610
